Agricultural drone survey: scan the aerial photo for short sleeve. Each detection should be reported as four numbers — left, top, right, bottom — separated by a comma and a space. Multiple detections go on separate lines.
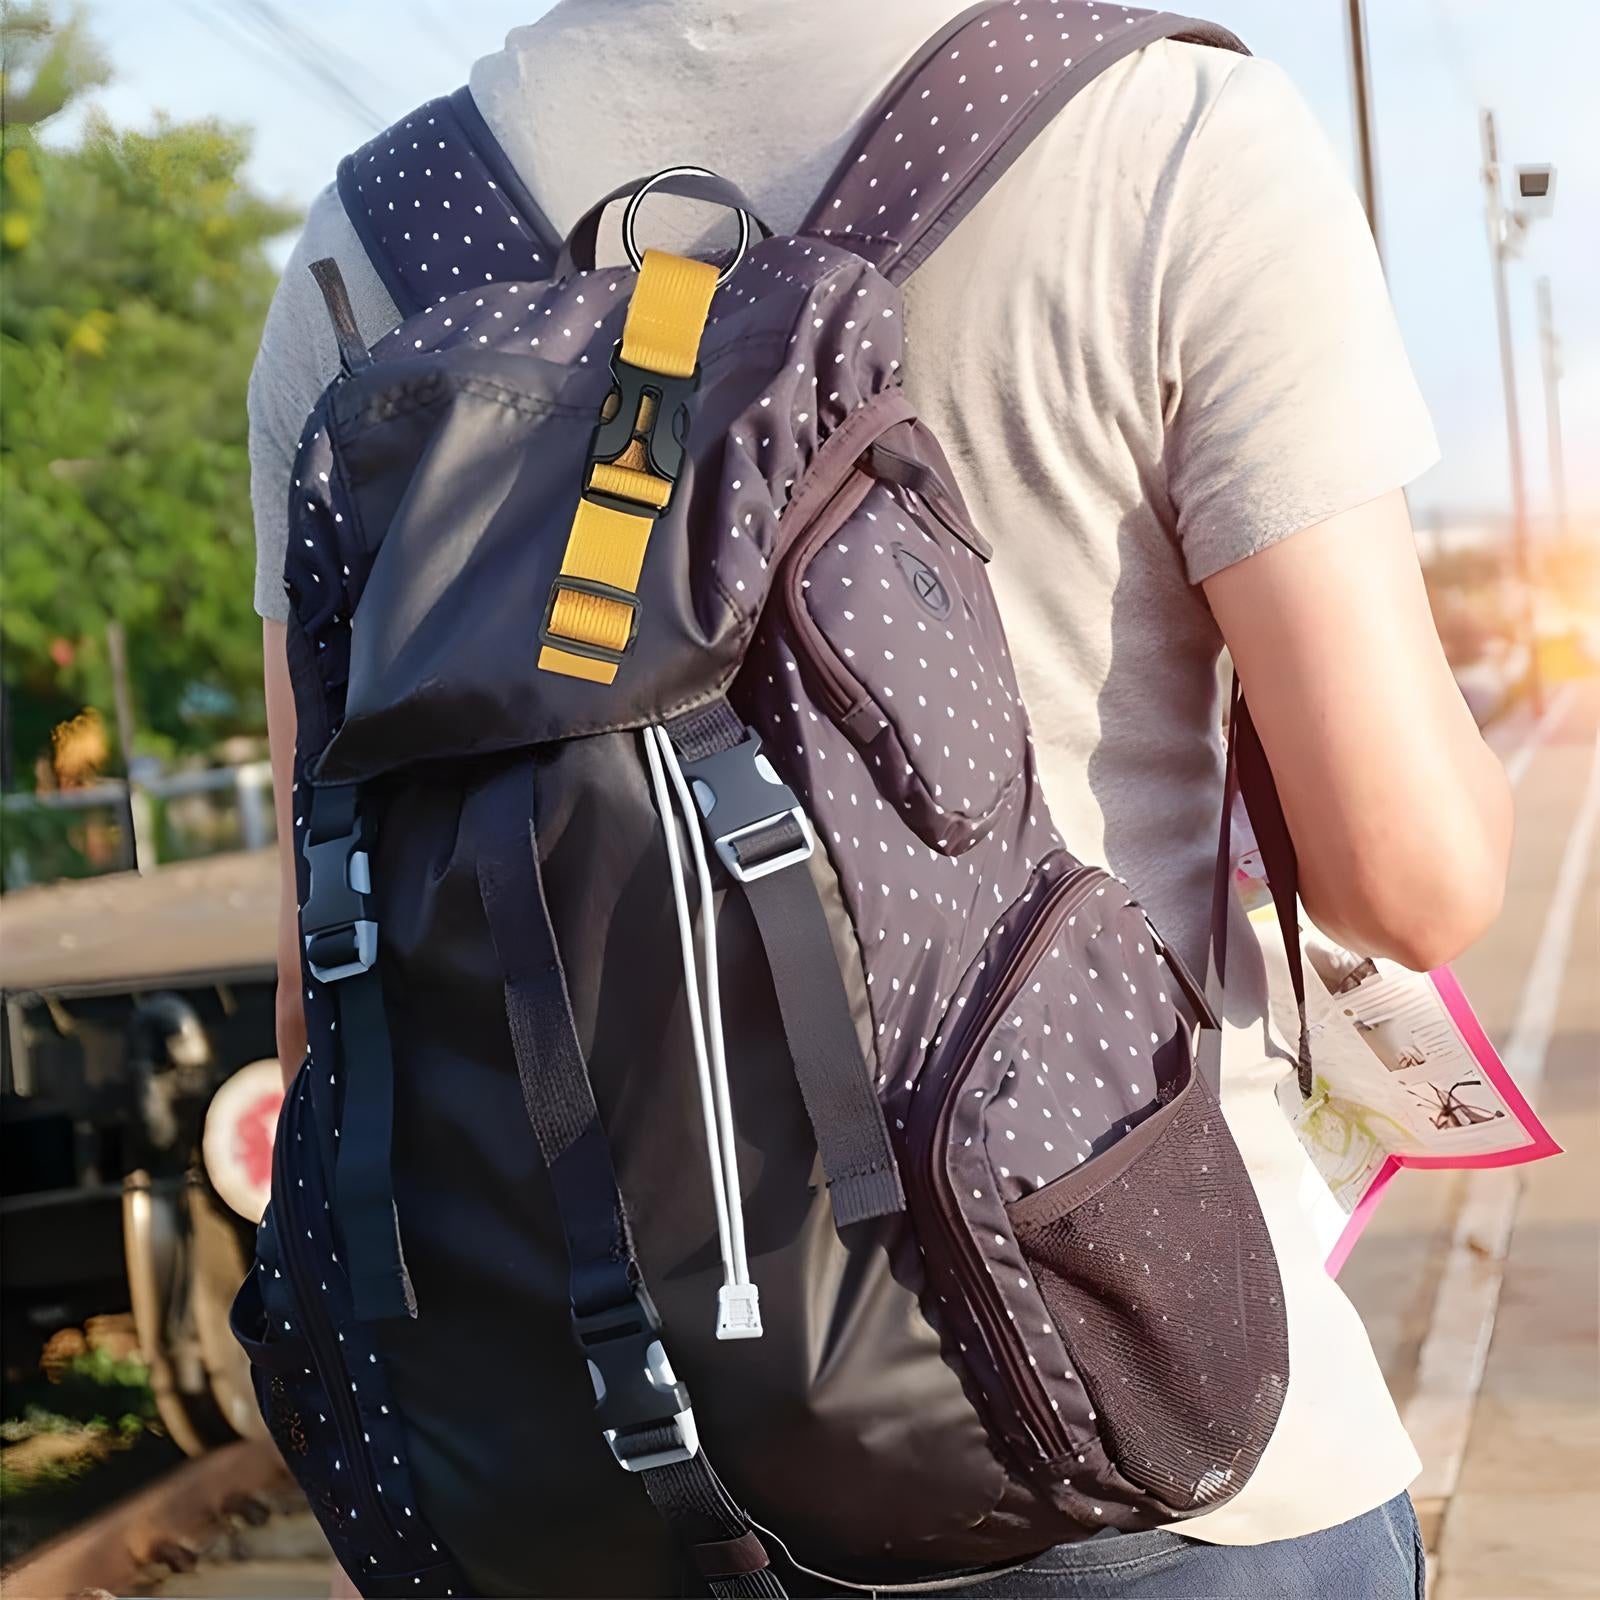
249, 187, 396, 622
1158, 58, 1438, 584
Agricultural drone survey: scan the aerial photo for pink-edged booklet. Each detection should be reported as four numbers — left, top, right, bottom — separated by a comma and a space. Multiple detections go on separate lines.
1230, 822, 1560, 1275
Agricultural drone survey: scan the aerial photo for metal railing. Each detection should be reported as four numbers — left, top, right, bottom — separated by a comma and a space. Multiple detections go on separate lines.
2, 764, 275, 890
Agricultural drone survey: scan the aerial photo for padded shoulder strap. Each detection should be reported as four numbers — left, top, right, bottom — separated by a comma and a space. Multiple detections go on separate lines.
337, 86, 561, 318
802, 0, 1246, 283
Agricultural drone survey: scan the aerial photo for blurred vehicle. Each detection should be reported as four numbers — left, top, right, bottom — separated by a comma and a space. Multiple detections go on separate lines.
0, 851, 282, 1454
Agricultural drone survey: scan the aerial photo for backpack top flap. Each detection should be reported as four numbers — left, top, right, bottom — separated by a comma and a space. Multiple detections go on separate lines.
299, 240, 907, 784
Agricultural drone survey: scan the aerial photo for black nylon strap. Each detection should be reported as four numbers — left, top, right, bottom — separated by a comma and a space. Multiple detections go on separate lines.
470, 760, 634, 1315
466, 759, 781, 1592
1210, 680, 1313, 1097
633, 1436, 786, 1599
303, 784, 414, 1323
739, 853, 907, 1226
1234, 695, 1313, 1098
333, 971, 416, 1319
664, 704, 906, 1229
667, 698, 748, 761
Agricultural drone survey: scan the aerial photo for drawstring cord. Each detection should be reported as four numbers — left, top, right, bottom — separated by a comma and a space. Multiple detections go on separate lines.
643, 726, 763, 1339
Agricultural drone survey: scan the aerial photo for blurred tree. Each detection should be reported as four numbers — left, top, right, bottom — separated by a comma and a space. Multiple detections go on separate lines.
0, 2, 109, 132
1, 2, 296, 778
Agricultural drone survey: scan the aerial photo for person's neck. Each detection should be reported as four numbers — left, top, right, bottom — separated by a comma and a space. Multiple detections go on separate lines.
471, 0, 963, 239
537, 0, 944, 58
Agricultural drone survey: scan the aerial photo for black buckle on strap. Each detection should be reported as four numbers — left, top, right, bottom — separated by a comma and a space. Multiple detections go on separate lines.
301, 800, 376, 984
588, 347, 699, 489
574, 1285, 699, 1473
680, 732, 815, 884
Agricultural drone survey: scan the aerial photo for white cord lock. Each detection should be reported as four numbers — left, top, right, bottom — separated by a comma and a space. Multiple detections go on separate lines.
715, 1281, 764, 1341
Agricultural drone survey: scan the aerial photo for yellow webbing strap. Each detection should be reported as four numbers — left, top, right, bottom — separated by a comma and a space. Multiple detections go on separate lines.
538, 248, 719, 684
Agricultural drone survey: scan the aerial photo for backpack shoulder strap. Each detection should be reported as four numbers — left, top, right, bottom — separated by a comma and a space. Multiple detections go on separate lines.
801, 0, 1246, 283
336, 86, 561, 318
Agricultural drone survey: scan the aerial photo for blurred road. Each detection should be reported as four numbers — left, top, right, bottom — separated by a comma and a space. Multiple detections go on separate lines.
149, 680, 1600, 1600
1342, 676, 1600, 1599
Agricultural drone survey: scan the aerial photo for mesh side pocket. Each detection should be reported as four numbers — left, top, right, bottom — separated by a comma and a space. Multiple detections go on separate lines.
1005, 1075, 1287, 1516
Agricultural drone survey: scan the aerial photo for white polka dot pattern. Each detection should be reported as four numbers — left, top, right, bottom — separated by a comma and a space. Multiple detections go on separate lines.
792, 467, 1023, 853
255, 0, 1277, 1562
746, 365, 1285, 1523
800, 1, 1244, 281
338, 94, 553, 318
232, 1081, 465, 1595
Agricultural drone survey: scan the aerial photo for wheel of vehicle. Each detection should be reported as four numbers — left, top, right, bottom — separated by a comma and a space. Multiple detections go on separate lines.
121, 1171, 238, 1457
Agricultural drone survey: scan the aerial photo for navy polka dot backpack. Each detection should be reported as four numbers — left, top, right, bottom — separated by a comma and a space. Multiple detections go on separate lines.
233, 4, 1310, 1593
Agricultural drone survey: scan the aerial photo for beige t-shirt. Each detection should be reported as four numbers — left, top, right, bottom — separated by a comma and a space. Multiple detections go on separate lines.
248, 0, 1438, 1545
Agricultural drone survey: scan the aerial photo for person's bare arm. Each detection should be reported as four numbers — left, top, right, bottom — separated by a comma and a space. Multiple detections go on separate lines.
265, 618, 307, 1086
1204, 490, 1513, 971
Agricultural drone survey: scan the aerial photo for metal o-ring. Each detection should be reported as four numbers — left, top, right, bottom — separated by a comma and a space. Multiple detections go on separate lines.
621, 166, 753, 286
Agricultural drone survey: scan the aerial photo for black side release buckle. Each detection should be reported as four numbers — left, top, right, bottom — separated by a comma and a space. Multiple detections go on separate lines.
301, 794, 376, 984
574, 1285, 699, 1473
587, 346, 699, 500
681, 732, 815, 884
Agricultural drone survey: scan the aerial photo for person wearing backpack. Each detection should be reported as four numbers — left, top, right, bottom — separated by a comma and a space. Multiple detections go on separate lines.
246, 2, 1511, 1595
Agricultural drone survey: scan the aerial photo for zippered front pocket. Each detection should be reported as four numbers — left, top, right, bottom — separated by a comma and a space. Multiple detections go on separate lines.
230, 1076, 464, 1597
779, 407, 1023, 856
902, 855, 1285, 1528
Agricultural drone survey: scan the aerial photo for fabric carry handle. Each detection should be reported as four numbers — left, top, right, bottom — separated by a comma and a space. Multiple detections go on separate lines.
556, 168, 773, 280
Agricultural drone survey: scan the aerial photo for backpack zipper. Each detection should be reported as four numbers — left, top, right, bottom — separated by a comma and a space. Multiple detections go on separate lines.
274, 1083, 413, 1570
781, 466, 882, 727
780, 447, 992, 732
911, 863, 1108, 1466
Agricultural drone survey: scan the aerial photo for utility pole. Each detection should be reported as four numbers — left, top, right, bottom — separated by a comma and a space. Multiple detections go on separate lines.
1480, 110, 1543, 714
1344, 0, 1383, 260
1536, 276, 1569, 548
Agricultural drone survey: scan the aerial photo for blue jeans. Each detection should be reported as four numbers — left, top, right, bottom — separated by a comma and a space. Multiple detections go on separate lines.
783, 1495, 1425, 1599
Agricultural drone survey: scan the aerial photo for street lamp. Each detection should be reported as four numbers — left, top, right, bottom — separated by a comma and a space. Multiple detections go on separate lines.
1536, 277, 1569, 551
1480, 112, 1554, 714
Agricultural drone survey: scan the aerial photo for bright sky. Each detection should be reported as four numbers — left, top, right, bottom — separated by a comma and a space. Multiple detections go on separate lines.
64, 0, 1598, 532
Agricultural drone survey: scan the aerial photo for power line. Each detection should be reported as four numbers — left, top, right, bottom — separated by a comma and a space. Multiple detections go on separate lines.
181, 0, 387, 134
176, 0, 356, 127
234, 0, 390, 129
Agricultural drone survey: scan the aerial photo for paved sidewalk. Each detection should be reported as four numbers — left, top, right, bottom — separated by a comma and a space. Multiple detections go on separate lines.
1341, 679, 1600, 1599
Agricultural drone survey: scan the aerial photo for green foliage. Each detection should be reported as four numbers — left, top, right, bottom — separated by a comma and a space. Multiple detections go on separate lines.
1, 3, 297, 777
0, 1347, 158, 1498
0, 2, 110, 131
